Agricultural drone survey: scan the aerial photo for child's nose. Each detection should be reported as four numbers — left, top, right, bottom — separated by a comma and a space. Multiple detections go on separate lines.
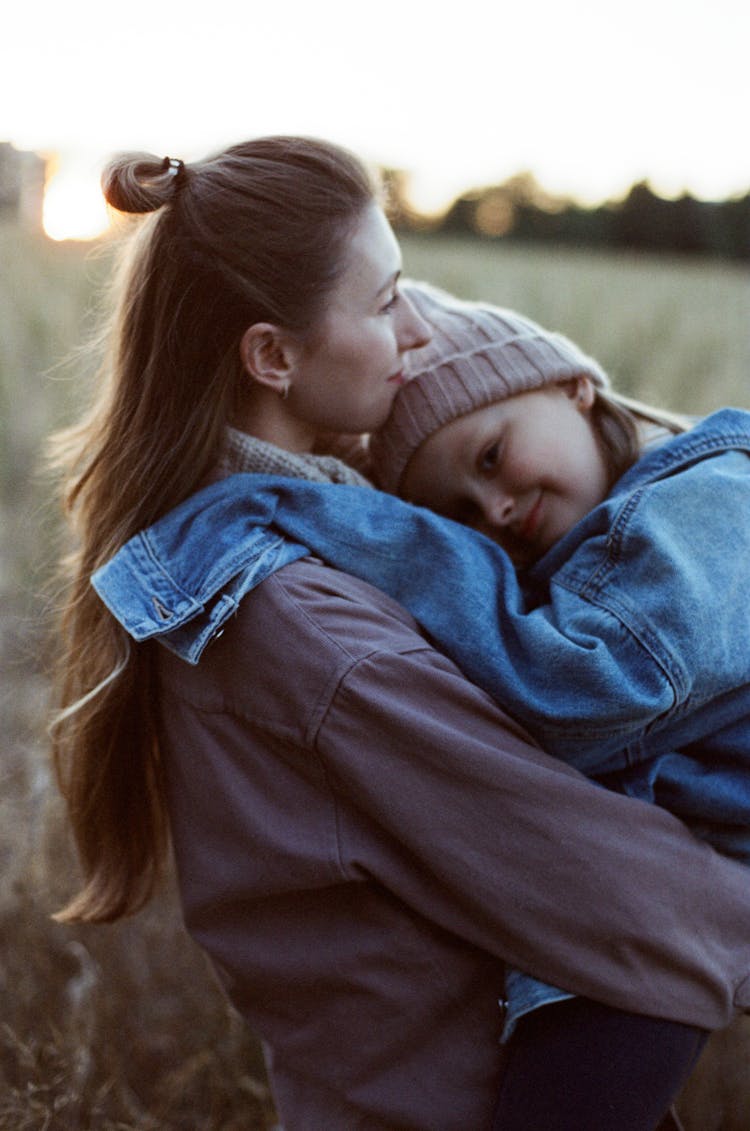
481, 488, 515, 529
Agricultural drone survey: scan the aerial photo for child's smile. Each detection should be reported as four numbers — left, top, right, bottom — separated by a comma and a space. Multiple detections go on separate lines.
401, 377, 610, 566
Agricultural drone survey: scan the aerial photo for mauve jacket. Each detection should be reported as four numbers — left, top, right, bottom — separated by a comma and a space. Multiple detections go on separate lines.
96, 530, 750, 1130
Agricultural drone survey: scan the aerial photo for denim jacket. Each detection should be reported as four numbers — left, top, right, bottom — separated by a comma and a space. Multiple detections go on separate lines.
93, 408, 750, 1035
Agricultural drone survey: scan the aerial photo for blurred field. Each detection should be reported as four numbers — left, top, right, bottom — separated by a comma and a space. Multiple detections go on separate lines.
1, 221, 749, 1129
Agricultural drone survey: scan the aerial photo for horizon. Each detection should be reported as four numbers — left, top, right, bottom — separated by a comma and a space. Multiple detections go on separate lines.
4, 0, 748, 239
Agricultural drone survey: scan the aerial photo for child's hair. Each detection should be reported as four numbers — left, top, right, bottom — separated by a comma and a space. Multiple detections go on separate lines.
590, 388, 690, 485
371, 281, 690, 495
48, 137, 377, 923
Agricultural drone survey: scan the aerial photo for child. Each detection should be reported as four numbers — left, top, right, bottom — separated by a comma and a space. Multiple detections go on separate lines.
93, 281, 750, 1059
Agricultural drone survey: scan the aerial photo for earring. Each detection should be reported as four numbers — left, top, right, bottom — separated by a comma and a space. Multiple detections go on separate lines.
281, 382, 290, 401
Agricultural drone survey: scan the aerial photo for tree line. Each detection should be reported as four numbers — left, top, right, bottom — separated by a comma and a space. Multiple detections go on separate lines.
385, 170, 750, 262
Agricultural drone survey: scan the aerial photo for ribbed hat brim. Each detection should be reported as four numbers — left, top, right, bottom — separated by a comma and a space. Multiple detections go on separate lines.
370, 281, 609, 494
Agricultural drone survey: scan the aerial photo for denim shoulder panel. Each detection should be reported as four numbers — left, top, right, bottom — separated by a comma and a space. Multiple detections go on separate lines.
91, 474, 311, 660
614, 408, 750, 493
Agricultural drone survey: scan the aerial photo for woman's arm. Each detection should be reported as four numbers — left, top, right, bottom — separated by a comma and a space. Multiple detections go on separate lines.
325, 638, 750, 1028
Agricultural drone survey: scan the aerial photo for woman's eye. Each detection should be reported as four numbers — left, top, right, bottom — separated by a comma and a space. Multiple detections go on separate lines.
479, 442, 500, 471
381, 291, 400, 313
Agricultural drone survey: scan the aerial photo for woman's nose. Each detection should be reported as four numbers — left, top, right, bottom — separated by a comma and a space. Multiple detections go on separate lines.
398, 295, 432, 352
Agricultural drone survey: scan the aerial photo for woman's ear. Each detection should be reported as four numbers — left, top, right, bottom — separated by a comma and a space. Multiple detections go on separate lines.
239, 323, 302, 396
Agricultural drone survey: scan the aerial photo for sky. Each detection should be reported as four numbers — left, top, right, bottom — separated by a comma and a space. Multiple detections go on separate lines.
4, 0, 749, 238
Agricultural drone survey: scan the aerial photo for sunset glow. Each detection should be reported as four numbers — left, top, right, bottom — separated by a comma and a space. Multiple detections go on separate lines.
42, 168, 110, 242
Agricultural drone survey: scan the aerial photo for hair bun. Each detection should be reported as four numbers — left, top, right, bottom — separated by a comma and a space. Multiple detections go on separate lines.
101, 152, 186, 214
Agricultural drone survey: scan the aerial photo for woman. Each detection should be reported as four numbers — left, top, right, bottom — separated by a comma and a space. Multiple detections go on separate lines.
51, 137, 750, 1131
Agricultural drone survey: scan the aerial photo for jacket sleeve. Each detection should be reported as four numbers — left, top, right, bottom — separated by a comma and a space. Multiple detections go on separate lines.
243, 463, 750, 776
312, 614, 750, 1031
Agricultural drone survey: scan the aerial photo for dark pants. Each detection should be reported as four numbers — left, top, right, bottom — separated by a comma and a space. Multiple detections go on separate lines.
493, 997, 707, 1131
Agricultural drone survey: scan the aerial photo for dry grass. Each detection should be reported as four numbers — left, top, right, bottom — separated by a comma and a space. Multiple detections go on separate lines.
2, 222, 749, 1128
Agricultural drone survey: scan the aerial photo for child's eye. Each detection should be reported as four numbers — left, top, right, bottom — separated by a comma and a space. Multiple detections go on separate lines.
479, 442, 501, 471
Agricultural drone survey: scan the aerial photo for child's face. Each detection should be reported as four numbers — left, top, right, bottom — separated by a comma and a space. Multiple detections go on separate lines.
400, 377, 610, 567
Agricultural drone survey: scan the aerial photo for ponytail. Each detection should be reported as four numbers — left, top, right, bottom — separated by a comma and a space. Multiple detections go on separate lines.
50, 136, 376, 921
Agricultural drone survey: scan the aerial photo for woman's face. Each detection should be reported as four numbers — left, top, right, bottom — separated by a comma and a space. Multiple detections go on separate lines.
401, 380, 610, 567
287, 204, 431, 438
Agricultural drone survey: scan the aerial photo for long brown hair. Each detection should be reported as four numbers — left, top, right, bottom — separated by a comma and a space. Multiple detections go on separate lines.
49, 137, 376, 922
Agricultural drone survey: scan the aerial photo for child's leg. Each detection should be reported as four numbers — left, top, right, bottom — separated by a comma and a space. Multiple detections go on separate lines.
493, 996, 706, 1131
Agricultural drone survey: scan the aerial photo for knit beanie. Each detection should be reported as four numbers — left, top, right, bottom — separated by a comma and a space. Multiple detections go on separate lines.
370, 281, 610, 495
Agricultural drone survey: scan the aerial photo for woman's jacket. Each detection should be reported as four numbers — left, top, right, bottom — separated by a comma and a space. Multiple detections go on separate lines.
91, 408, 750, 1130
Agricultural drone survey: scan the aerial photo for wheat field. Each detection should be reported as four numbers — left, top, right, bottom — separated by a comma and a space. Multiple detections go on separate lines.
1, 222, 749, 1129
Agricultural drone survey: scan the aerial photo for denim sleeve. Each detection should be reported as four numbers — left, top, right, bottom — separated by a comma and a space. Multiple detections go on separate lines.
236, 460, 749, 777
234, 478, 649, 774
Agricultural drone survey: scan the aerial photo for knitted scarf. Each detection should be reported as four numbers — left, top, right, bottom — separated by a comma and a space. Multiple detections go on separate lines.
216, 426, 372, 488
